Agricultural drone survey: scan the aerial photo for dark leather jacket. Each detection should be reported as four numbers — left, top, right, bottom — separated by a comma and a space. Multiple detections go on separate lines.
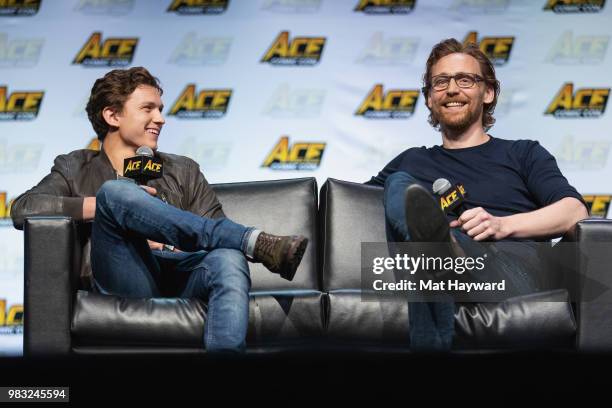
11, 148, 225, 289
11, 147, 225, 230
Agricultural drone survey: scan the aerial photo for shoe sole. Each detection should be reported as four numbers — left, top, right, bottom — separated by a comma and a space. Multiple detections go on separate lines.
280, 236, 309, 281
404, 184, 450, 242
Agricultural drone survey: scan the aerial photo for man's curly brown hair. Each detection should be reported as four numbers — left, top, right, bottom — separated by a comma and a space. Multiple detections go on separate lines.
86, 67, 163, 141
421, 38, 500, 131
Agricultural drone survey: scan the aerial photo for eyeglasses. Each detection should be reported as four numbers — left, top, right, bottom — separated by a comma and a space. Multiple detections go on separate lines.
430, 73, 484, 91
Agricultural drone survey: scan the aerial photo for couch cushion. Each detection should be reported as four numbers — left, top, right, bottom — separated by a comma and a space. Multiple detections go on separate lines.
213, 177, 318, 291
320, 179, 385, 291
326, 289, 576, 350
72, 290, 325, 348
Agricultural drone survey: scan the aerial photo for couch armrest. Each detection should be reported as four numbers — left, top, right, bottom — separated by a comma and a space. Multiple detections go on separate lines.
24, 217, 77, 356
563, 218, 612, 352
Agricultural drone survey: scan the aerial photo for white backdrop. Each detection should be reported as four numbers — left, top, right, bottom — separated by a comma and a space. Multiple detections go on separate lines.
1, 0, 611, 355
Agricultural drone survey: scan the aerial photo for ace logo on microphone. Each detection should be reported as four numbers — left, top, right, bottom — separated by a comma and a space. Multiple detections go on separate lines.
439, 184, 466, 213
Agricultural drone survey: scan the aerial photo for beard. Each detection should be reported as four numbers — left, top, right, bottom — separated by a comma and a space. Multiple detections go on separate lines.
431, 98, 484, 136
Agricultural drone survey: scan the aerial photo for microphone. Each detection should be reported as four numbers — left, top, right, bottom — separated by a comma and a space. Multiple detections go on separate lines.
123, 146, 163, 185
432, 178, 468, 217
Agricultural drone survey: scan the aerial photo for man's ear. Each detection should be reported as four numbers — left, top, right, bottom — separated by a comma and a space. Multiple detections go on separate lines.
426, 94, 432, 109
102, 106, 120, 128
483, 85, 494, 104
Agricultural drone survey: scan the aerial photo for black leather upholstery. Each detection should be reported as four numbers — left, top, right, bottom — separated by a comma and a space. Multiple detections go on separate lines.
319, 178, 580, 350
325, 290, 575, 350
320, 178, 386, 290
214, 177, 319, 291
72, 290, 325, 348
72, 290, 207, 347
454, 289, 576, 349
21, 177, 612, 355
566, 219, 612, 351
24, 217, 76, 356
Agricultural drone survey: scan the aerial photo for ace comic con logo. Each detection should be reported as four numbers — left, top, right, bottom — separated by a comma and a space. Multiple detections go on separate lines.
262, 136, 326, 170
545, 83, 609, 118
73, 32, 138, 67
0, 191, 14, 223
583, 195, 612, 217
356, 84, 419, 119
0, 0, 41, 16
0, 86, 43, 120
168, 84, 232, 118
0, 33, 44, 67
543, 0, 605, 12
463, 31, 514, 65
261, 31, 325, 66
546, 31, 609, 64
167, 0, 229, 15
354, 0, 416, 14
0, 299, 23, 333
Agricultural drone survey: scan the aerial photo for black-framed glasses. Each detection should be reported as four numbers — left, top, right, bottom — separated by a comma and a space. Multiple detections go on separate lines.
430, 73, 484, 91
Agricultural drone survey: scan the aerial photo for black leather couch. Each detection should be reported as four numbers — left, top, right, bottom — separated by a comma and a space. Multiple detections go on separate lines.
22, 177, 612, 355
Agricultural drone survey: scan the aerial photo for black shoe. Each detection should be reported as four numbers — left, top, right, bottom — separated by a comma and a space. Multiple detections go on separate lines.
404, 184, 450, 242
253, 233, 308, 281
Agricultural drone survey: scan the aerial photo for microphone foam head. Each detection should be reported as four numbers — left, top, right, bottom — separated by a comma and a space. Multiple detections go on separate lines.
136, 146, 154, 157
432, 178, 452, 195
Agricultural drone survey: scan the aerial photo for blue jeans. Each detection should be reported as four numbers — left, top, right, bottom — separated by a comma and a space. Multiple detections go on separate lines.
91, 179, 253, 353
383, 171, 540, 351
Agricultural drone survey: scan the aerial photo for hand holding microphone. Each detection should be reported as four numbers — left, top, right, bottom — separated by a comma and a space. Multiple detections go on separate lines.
123, 146, 161, 196
433, 177, 509, 241
123, 146, 164, 185
123, 146, 177, 251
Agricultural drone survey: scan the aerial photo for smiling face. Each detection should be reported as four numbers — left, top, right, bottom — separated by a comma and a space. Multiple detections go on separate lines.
426, 53, 494, 134
109, 85, 165, 151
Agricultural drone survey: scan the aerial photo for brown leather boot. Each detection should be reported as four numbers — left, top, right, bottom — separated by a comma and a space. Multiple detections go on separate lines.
253, 233, 308, 281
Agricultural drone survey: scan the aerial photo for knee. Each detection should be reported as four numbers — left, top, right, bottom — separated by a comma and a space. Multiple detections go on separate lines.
203, 249, 251, 288
96, 180, 140, 209
384, 171, 415, 207
384, 171, 416, 190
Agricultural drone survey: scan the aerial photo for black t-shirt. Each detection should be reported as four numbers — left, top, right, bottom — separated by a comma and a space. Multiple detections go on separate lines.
367, 135, 586, 218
